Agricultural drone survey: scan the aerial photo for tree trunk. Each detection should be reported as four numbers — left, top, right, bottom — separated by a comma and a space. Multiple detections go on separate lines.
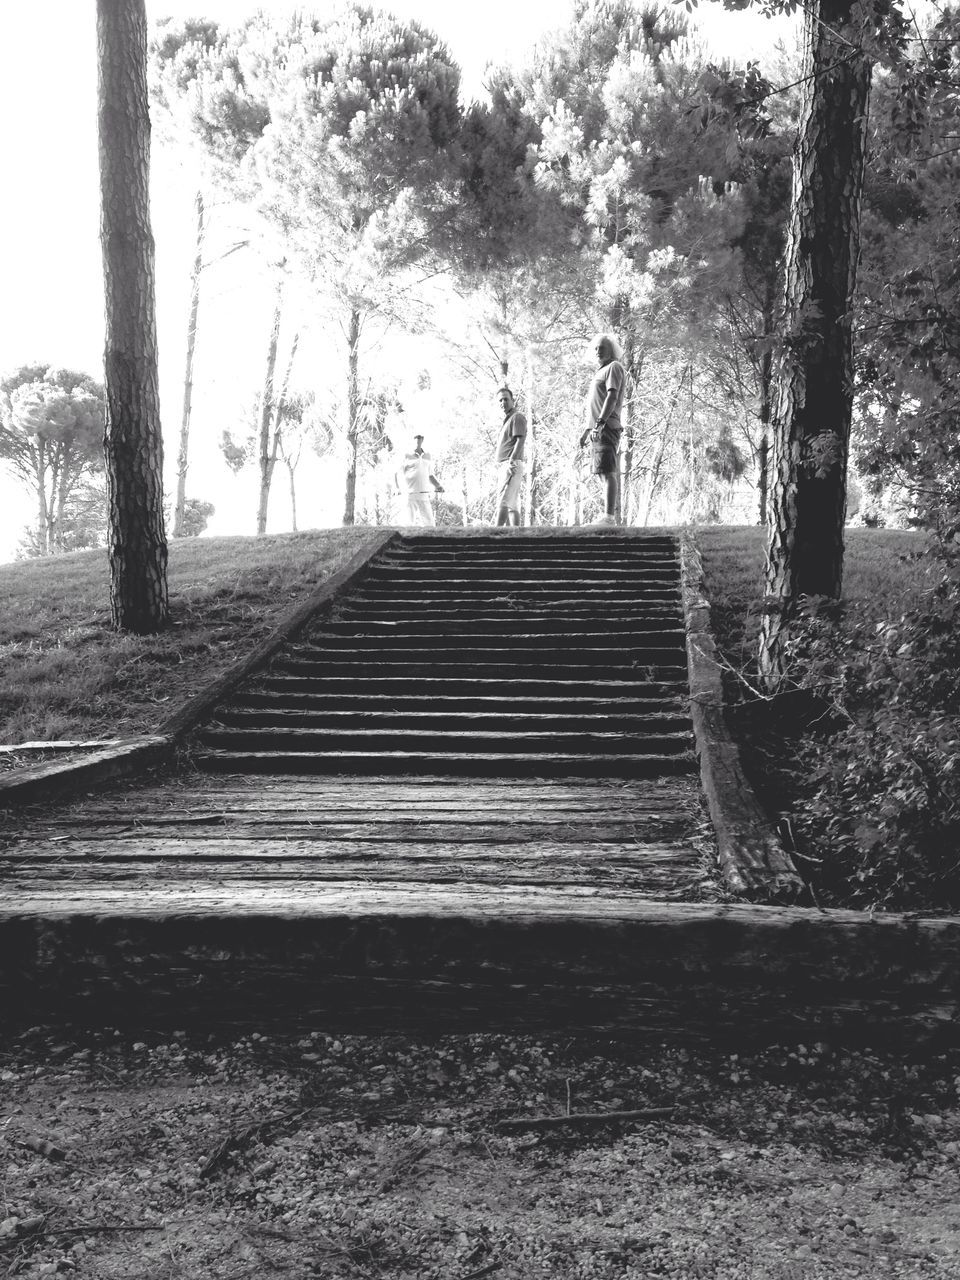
97, 0, 168, 634
756, 282, 777, 527
36, 442, 50, 557
255, 278, 283, 536
173, 189, 205, 538
759, 0, 871, 689
286, 459, 298, 533
342, 308, 361, 526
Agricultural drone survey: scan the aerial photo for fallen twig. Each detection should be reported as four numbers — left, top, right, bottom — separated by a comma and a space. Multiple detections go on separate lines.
495, 1106, 675, 1132
462, 1264, 503, 1280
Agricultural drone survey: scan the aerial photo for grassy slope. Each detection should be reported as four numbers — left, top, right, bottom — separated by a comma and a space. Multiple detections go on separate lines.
696, 526, 933, 666
0, 528, 376, 745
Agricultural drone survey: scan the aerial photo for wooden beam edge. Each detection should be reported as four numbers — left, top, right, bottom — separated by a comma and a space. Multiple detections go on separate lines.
678, 530, 805, 903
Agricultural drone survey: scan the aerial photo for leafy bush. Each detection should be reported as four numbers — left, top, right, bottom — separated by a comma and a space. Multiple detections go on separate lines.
786, 550, 960, 910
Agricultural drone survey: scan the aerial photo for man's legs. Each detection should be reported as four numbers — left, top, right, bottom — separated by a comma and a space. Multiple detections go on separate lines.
406, 494, 434, 526
603, 470, 618, 517
497, 461, 523, 527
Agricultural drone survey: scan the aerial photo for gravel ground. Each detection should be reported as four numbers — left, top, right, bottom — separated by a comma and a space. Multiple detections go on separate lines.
1, 1029, 958, 1279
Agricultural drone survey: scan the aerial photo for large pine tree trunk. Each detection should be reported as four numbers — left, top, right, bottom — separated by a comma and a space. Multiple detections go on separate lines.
97, 0, 168, 633
758, 0, 871, 688
173, 189, 205, 538
342, 308, 361, 526
255, 280, 283, 536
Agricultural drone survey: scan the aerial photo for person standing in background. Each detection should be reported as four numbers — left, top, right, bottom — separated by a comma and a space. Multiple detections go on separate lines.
398, 433, 443, 526
579, 333, 626, 527
495, 387, 526, 527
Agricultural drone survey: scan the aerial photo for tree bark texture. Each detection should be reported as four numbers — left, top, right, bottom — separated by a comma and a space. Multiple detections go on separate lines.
97, 0, 168, 633
342, 308, 361, 527
173, 190, 205, 538
759, 0, 871, 686
256, 280, 283, 536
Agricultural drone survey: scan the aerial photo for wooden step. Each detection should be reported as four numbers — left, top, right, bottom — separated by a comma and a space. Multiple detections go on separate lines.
198, 727, 694, 755
230, 691, 689, 714
247, 675, 690, 697
270, 659, 690, 681
191, 750, 698, 777
301, 627, 687, 646
285, 642, 687, 665
321, 614, 683, 634
212, 709, 691, 733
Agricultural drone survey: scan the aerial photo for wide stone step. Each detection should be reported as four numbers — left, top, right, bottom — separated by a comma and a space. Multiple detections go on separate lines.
192, 750, 697, 778
232, 691, 689, 715
212, 708, 691, 733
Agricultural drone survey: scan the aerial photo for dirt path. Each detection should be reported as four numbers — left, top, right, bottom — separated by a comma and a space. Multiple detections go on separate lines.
2, 1029, 958, 1278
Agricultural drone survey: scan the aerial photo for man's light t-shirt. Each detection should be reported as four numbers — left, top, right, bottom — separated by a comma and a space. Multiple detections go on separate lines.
588, 360, 626, 431
400, 452, 433, 493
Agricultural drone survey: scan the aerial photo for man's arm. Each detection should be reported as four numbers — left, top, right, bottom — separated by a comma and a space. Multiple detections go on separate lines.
429, 472, 444, 493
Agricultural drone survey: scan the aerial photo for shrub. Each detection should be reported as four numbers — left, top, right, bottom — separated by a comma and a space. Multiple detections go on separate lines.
787, 550, 960, 910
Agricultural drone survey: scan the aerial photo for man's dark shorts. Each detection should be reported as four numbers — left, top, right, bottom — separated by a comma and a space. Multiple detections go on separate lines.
591, 424, 621, 476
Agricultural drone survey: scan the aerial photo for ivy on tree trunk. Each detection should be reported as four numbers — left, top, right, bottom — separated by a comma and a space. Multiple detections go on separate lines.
97, 0, 169, 634
759, 0, 871, 689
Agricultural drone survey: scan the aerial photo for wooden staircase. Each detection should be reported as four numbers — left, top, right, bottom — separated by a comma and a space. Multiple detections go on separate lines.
192, 531, 697, 778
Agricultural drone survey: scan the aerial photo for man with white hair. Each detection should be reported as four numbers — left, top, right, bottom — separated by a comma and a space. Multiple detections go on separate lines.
579, 332, 626, 527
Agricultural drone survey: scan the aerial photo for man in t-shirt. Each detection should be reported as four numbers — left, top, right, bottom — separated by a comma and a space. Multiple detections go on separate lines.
579, 333, 626, 527
398, 433, 443, 526
495, 387, 527, 527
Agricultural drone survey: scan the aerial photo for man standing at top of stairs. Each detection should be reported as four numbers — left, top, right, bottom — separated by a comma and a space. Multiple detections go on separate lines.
579, 333, 627, 528
495, 387, 527, 527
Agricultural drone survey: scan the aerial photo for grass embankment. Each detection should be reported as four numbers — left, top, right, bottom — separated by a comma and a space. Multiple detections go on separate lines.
696, 527, 933, 665
0, 529, 375, 750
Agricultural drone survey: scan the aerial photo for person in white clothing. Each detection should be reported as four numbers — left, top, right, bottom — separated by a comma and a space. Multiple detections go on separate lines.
398, 433, 443, 525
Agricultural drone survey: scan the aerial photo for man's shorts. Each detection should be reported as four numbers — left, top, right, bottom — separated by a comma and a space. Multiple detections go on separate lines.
591, 424, 621, 476
497, 459, 523, 511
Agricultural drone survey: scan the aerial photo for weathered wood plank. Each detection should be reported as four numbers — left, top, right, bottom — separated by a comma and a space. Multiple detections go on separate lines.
3, 819, 695, 842
2, 837, 699, 861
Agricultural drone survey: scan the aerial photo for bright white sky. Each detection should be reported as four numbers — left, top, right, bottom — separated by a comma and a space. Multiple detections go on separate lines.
0, 0, 800, 562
